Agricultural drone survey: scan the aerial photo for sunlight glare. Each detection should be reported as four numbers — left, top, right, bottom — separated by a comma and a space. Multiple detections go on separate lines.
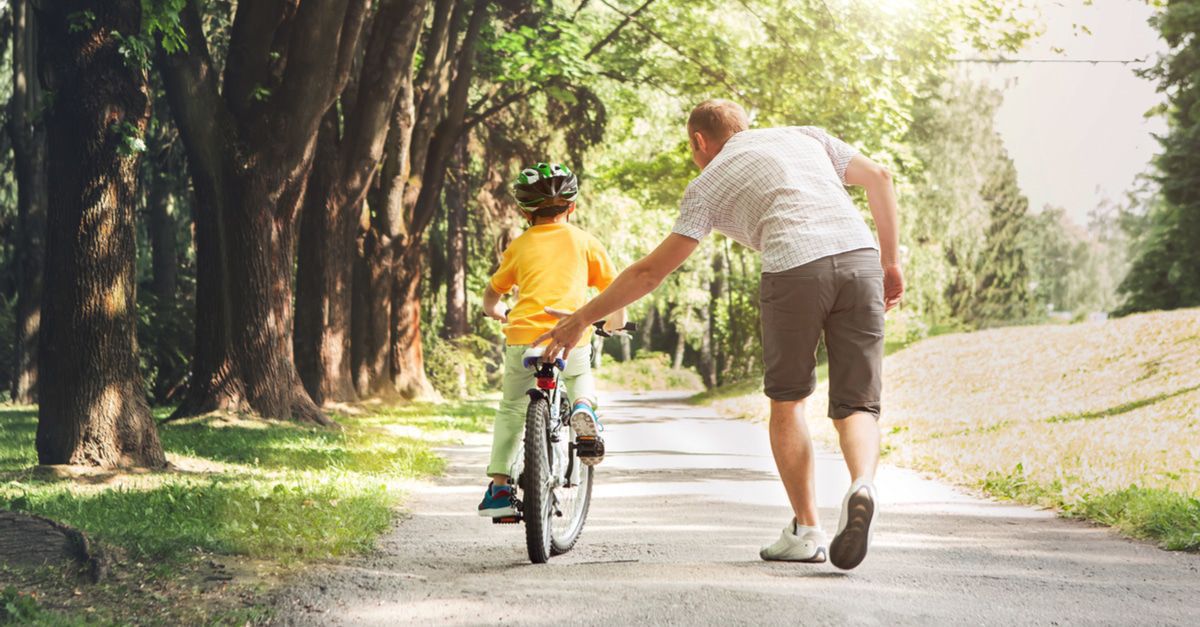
868, 0, 919, 17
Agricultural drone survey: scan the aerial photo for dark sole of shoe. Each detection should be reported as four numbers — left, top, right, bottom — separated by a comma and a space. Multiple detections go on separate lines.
829, 487, 874, 570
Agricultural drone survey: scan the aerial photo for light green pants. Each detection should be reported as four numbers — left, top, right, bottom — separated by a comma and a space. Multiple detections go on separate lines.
487, 344, 595, 477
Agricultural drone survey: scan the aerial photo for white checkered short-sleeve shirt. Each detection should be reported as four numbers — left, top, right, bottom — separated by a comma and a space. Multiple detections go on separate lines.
672, 127, 879, 273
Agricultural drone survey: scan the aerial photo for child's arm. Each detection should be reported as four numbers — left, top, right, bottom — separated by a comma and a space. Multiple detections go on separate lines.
483, 285, 508, 322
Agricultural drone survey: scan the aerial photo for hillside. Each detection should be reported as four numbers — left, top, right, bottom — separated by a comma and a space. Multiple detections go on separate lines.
707, 308, 1200, 549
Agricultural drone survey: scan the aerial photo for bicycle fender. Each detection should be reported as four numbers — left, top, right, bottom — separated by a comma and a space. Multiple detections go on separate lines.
525, 388, 547, 402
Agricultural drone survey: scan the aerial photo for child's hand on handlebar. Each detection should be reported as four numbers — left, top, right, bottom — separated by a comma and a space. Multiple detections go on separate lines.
602, 322, 628, 336
485, 303, 509, 323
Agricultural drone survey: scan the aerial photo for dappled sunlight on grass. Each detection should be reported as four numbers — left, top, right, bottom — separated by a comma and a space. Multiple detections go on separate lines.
0, 398, 487, 562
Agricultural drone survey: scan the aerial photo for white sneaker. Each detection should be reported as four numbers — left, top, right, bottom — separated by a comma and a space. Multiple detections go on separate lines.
829, 479, 877, 570
759, 520, 828, 562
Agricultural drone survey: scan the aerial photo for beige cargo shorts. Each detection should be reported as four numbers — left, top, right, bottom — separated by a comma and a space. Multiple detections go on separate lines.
759, 248, 884, 419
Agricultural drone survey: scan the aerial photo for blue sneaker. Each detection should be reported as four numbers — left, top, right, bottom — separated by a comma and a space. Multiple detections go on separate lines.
569, 403, 606, 466
477, 482, 516, 518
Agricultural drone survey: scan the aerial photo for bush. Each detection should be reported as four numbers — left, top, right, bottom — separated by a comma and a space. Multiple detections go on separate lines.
596, 351, 703, 391
137, 288, 195, 405
424, 334, 503, 399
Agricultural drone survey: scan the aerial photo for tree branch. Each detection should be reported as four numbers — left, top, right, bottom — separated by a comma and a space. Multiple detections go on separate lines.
155, 0, 237, 187
223, 0, 288, 119
273, 0, 369, 153
411, 0, 488, 237
462, 0, 656, 132
339, 0, 430, 203
597, 0, 747, 100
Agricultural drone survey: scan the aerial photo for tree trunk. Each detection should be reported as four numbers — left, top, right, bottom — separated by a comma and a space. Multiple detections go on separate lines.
357, 75, 415, 397
172, 165, 241, 417
390, 243, 435, 398
158, 0, 370, 424
386, 0, 487, 398
36, 0, 165, 468
442, 139, 469, 339
709, 250, 726, 387
295, 113, 358, 405
146, 159, 178, 302
9, 0, 46, 405
295, 0, 429, 403
350, 208, 371, 396
673, 329, 686, 370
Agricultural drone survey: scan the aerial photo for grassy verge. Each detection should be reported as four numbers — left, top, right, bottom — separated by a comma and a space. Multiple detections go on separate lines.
694, 309, 1200, 552
0, 399, 492, 624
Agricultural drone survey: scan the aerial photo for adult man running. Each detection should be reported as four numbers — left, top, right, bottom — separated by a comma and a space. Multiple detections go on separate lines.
535, 99, 904, 570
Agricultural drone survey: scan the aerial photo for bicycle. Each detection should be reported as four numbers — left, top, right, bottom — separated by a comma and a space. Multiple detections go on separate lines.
492, 320, 636, 564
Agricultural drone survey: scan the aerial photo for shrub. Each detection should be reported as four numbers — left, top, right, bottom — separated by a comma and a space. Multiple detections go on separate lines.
424, 334, 502, 399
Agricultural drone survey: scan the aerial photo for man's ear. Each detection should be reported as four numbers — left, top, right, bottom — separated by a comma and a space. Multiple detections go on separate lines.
691, 131, 705, 153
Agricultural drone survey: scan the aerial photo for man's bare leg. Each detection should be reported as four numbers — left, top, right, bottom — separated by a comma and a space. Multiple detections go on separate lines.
769, 398, 820, 527
832, 411, 880, 482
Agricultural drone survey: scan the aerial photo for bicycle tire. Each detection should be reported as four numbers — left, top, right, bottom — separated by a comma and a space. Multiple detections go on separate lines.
551, 396, 593, 555
522, 397, 554, 563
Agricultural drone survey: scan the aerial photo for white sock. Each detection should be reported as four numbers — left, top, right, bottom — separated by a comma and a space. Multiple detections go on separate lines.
792, 521, 822, 536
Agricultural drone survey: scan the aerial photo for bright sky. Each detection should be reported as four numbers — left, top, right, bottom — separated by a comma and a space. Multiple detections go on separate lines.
970, 0, 1167, 224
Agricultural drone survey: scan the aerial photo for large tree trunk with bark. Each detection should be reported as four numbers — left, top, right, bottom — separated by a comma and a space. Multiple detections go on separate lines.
295, 114, 358, 405
350, 0, 475, 399
158, 0, 370, 424
35, 0, 165, 468
9, 0, 46, 405
294, 0, 429, 405
385, 0, 487, 397
390, 243, 434, 397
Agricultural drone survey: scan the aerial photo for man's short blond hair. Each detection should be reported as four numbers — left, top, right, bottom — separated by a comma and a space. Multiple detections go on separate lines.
688, 99, 750, 142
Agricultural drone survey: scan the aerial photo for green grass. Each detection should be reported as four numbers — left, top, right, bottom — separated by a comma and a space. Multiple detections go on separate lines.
362, 398, 495, 433
0, 399, 486, 623
983, 465, 1200, 551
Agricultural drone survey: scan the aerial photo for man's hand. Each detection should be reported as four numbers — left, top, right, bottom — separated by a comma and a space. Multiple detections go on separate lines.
534, 307, 588, 361
884, 263, 904, 311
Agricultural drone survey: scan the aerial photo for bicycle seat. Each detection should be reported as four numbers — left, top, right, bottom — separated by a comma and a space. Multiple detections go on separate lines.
522, 347, 566, 370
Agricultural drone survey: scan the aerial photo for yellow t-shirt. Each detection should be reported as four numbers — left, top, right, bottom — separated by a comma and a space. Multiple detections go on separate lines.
489, 222, 617, 347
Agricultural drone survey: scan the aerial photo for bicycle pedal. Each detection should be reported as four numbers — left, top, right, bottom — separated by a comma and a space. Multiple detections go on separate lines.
492, 515, 521, 524
574, 436, 604, 457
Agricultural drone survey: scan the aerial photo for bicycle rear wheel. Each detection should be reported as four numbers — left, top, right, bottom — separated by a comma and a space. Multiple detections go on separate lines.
521, 397, 554, 563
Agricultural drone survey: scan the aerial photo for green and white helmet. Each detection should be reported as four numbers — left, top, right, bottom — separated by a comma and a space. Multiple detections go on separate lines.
512, 162, 579, 211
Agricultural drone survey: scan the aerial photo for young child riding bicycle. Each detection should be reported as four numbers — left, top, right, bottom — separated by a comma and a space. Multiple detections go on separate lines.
477, 162, 625, 517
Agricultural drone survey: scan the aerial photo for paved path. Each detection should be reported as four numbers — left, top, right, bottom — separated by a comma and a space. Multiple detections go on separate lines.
276, 391, 1199, 625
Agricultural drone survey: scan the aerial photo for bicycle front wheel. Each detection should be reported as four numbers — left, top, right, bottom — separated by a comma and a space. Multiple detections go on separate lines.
550, 395, 592, 555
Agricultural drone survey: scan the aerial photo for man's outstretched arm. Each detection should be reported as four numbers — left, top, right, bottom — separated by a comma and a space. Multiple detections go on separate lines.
845, 154, 904, 310
535, 234, 699, 358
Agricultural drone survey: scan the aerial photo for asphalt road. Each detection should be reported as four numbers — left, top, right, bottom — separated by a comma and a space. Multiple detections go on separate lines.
275, 391, 1200, 625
